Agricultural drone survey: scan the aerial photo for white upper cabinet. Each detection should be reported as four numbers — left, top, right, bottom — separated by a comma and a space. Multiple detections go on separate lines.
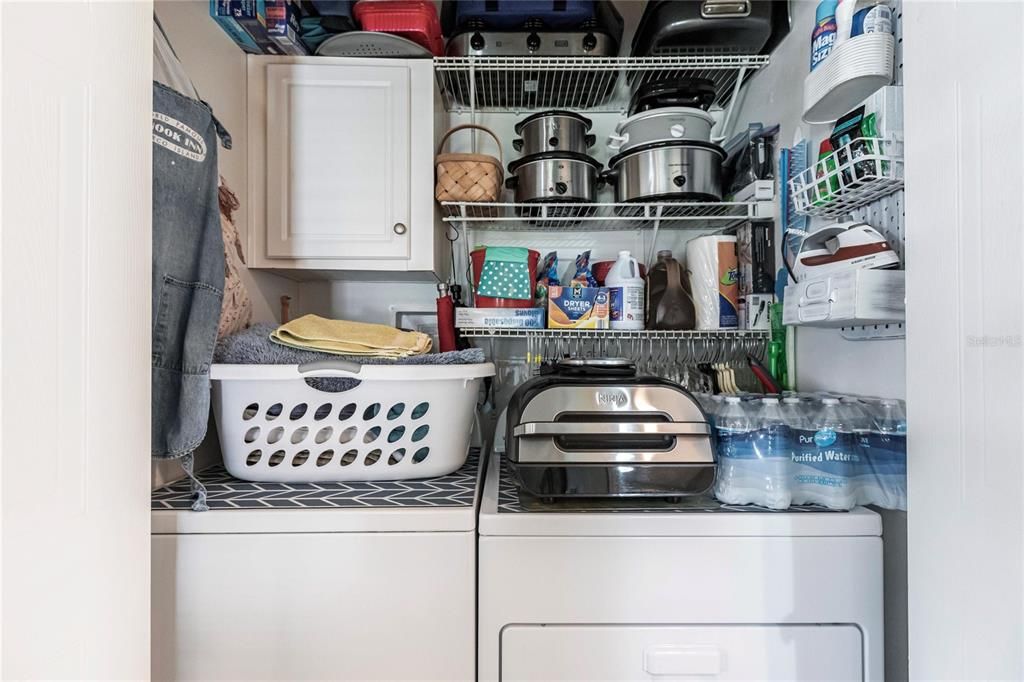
248, 57, 444, 273
265, 63, 410, 259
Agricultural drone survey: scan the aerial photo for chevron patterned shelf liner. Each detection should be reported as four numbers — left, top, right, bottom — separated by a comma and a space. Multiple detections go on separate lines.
496, 460, 843, 514
152, 451, 480, 510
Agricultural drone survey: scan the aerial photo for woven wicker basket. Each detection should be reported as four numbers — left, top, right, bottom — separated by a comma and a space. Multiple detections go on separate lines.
434, 124, 503, 203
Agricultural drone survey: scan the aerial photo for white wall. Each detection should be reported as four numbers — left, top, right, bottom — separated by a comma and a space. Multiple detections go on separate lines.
728, 2, 907, 679
152, 0, 300, 487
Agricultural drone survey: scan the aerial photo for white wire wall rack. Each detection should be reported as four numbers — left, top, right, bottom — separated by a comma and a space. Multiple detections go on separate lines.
460, 328, 769, 340
788, 137, 904, 218
441, 201, 758, 232
463, 328, 769, 389
433, 55, 770, 114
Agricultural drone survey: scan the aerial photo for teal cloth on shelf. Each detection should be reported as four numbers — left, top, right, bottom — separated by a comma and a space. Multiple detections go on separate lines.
478, 246, 532, 300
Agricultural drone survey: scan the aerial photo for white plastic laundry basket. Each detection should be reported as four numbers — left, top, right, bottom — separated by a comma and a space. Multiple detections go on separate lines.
210, 361, 495, 482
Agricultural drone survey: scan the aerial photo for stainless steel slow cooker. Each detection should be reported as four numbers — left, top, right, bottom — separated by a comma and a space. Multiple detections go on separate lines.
506, 152, 603, 203
512, 110, 597, 156
607, 107, 716, 153
602, 141, 726, 202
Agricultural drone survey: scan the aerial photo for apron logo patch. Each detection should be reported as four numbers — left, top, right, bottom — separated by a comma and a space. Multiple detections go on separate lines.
152, 112, 207, 162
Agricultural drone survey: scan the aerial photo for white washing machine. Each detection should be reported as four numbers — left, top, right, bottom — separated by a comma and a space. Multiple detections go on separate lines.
478, 452, 884, 681
151, 453, 483, 681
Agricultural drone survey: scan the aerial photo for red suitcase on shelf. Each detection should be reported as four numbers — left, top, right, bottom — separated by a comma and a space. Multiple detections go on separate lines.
353, 0, 445, 56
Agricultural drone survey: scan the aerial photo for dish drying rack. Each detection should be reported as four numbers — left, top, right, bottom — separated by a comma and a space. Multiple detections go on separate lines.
465, 329, 768, 392
788, 137, 904, 218
433, 55, 769, 117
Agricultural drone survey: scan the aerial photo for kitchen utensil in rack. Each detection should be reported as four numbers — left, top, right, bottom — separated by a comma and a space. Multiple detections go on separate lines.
435, 124, 504, 203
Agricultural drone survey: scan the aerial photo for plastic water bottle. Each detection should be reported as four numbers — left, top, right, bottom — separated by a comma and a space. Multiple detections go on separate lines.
875, 399, 907, 436
693, 393, 716, 426
868, 399, 908, 508
793, 398, 856, 508
749, 397, 793, 509
606, 250, 645, 330
780, 396, 810, 431
840, 397, 873, 434
709, 394, 725, 424
713, 396, 758, 506
840, 397, 875, 506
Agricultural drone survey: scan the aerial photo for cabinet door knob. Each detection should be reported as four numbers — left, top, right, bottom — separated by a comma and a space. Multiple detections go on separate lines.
393, 222, 407, 235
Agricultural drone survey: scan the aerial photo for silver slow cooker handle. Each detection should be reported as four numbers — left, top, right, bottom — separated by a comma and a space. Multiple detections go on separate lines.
513, 422, 711, 437
599, 168, 618, 186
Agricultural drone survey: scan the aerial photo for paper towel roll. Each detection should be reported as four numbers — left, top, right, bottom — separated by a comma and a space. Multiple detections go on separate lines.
686, 236, 739, 330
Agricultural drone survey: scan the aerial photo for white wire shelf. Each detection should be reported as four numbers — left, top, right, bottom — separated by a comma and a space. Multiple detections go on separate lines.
433, 55, 770, 113
789, 137, 904, 218
441, 201, 758, 231
459, 328, 769, 340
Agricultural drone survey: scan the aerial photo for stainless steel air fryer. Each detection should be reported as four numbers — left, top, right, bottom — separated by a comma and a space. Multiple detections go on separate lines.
505, 358, 716, 499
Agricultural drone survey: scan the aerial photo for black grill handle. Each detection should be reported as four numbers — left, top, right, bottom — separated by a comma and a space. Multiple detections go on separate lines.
542, 359, 637, 378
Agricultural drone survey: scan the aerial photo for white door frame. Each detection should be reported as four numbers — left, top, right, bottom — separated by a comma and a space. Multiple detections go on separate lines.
0, 1, 153, 678
904, 1, 1024, 679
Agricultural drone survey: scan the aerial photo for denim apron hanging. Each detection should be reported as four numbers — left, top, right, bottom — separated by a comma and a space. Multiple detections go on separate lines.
152, 81, 230, 510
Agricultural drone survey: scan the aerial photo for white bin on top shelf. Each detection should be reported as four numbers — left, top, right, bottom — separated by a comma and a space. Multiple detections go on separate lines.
803, 32, 895, 124
210, 361, 495, 483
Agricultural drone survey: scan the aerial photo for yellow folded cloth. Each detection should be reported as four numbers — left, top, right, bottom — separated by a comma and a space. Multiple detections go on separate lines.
270, 314, 432, 358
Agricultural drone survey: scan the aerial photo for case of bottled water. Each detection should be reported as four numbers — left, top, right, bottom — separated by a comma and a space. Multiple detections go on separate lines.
712, 393, 907, 510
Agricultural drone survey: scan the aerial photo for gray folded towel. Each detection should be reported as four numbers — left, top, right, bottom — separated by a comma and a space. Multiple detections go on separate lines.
214, 324, 486, 392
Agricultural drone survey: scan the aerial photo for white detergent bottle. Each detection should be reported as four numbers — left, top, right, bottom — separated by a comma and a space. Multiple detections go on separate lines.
606, 250, 645, 330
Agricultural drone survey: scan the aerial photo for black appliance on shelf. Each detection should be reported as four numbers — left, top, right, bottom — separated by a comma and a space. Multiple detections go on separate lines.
631, 0, 779, 57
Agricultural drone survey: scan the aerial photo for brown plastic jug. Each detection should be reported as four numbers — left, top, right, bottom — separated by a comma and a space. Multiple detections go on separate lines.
646, 250, 696, 330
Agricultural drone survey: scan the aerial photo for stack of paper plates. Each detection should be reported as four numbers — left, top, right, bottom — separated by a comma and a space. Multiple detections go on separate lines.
803, 33, 895, 124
